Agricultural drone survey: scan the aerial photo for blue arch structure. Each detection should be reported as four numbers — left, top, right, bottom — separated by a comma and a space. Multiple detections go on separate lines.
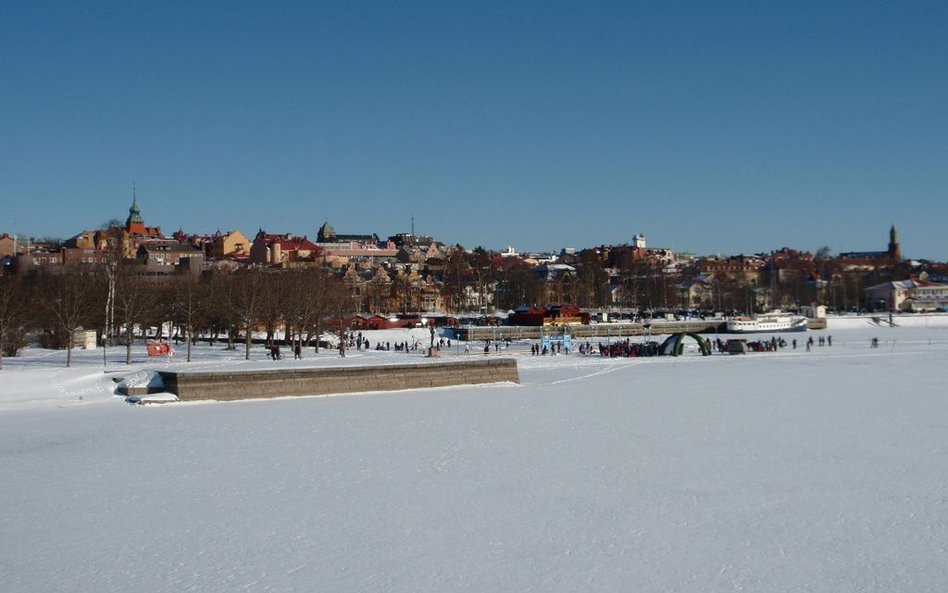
659, 332, 712, 357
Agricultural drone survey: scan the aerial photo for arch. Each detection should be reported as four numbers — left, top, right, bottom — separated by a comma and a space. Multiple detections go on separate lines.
659, 332, 711, 356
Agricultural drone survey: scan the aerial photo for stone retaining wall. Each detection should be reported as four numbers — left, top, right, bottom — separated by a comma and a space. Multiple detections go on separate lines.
157, 358, 519, 402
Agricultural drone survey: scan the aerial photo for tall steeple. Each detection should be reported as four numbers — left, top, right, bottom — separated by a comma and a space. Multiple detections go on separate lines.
888, 224, 901, 260
126, 184, 146, 234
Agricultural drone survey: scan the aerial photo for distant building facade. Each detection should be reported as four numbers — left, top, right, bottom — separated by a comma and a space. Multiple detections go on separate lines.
865, 278, 948, 312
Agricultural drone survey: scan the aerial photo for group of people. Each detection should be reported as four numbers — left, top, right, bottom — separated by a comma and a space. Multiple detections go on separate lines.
481, 338, 511, 353
529, 341, 570, 356
710, 335, 833, 353
268, 343, 303, 360
801, 335, 832, 351
265, 331, 846, 361
597, 339, 663, 358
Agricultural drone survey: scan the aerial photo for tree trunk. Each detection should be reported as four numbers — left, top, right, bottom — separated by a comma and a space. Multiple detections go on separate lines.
244, 324, 252, 360
125, 323, 133, 365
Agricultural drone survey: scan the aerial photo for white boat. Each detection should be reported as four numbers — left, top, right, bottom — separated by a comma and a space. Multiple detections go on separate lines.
725, 313, 808, 333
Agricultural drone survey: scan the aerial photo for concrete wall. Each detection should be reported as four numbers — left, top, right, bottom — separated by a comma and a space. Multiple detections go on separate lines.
157, 358, 519, 402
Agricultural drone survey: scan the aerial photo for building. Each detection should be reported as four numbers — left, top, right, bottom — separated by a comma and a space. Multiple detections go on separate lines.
839, 225, 902, 270
317, 221, 379, 245
14, 250, 63, 274
865, 279, 948, 312
508, 304, 584, 326
249, 231, 321, 267
137, 243, 205, 275
66, 194, 168, 260
395, 243, 450, 274
679, 275, 714, 309
62, 247, 114, 267
124, 193, 162, 239
316, 221, 397, 269
0, 233, 18, 259
204, 230, 250, 259
698, 255, 764, 285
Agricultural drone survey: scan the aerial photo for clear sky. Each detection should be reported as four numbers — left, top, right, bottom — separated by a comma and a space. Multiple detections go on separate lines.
2, 1, 946, 260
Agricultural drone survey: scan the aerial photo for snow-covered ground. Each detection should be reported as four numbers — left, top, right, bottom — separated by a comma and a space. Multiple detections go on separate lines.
2, 316, 948, 591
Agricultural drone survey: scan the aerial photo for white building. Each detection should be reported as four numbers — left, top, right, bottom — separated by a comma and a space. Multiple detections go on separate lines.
865, 279, 948, 312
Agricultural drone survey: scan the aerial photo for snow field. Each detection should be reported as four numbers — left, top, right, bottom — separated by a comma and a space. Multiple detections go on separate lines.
1, 317, 948, 591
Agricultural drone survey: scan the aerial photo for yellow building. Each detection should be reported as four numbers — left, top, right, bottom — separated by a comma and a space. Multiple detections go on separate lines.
206, 230, 250, 259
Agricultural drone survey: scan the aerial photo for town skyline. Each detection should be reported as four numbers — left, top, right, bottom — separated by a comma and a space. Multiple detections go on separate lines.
1, 194, 937, 263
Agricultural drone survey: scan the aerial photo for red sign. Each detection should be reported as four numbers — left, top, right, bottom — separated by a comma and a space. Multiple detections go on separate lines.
146, 342, 174, 357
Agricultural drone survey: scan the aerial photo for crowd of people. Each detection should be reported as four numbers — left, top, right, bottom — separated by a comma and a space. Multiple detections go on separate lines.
262, 329, 845, 361
596, 339, 663, 358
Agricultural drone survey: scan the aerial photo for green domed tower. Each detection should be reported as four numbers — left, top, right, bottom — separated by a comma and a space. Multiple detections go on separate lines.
125, 188, 146, 234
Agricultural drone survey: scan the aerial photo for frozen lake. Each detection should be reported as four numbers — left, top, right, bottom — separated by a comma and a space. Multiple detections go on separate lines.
1, 316, 947, 592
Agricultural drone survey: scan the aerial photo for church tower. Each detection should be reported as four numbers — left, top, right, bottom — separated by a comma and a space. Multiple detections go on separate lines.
887, 224, 901, 260
317, 221, 336, 243
126, 187, 146, 235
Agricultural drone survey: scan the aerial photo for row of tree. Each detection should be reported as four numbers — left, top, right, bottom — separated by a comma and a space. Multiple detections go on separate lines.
0, 264, 350, 368
0, 248, 911, 368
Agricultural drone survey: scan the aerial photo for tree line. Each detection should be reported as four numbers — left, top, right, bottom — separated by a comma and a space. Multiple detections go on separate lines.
0, 263, 350, 368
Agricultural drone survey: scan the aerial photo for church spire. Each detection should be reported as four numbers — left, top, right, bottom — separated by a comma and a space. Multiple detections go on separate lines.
126, 184, 146, 233
128, 184, 143, 222
888, 224, 901, 260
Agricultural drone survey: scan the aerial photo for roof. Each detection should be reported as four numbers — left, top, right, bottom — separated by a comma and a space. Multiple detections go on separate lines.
839, 251, 887, 259
275, 238, 318, 251
865, 279, 948, 292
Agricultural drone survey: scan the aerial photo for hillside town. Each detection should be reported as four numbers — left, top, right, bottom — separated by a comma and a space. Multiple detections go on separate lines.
2, 196, 948, 363
4, 197, 948, 311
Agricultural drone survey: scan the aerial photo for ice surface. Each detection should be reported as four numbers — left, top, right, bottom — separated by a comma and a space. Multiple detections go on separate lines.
1, 317, 947, 592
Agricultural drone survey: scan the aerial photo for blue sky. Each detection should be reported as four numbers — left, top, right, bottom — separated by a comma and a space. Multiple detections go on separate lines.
2, 1, 946, 259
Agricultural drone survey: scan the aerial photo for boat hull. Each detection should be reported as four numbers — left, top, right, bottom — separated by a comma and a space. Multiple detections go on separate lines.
725, 316, 808, 333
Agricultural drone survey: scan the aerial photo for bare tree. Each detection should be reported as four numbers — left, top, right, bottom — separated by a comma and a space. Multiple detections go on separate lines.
575, 249, 607, 308
168, 272, 206, 362
441, 248, 473, 312
114, 263, 157, 364
0, 275, 31, 368
309, 270, 351, 354
202, 272, 234, 347
496, 260, 541, 310
282, 270, 319, 357
258, 271, 288, 348
36, 267, 98, 367
229, 269, 266, 360
98, 257, 119, 367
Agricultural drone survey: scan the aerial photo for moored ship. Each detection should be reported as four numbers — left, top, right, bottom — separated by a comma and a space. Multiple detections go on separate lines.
725, 313, 808, 333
